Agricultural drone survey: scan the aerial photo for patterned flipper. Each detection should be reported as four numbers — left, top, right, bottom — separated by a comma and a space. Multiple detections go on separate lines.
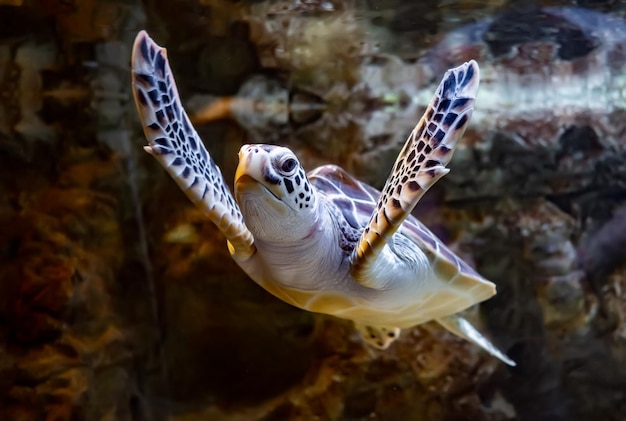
350, 61, 479, 286
131, 31, 255, 257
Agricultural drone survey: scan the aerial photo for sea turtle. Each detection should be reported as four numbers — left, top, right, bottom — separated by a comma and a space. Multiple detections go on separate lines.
131, 30, 515, 366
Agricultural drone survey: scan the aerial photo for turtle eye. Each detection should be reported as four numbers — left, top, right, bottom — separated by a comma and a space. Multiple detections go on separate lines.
279, 157, 298, 174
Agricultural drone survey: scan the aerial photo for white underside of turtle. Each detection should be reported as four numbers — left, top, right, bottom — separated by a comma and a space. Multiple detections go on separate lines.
131, 31, 515, 366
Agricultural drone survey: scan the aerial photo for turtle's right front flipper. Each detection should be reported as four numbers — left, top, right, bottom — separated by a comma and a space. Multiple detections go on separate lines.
131, 31, 255, 257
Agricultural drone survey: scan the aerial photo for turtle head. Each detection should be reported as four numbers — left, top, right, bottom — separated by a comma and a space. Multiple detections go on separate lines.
235, 144, 318, 242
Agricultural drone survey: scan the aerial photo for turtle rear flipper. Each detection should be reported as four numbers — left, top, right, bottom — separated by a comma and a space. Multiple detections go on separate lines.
354, 323, 401, 349
350, 60, 479, 288
131, 31, 255, 257
437, 315, 516, 366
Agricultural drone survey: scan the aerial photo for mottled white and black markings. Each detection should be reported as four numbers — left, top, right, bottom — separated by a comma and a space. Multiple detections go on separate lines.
247, 145, 316, 210
285, 167, 313, 209
133, 32, 247, 225
283, 178, 294, 193
349, 60, 479, 279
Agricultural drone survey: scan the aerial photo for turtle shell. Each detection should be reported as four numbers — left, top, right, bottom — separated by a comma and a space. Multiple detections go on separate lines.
306, 163, 495, 327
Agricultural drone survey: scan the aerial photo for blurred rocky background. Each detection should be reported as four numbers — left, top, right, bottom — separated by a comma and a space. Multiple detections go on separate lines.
1, 0, 625, 420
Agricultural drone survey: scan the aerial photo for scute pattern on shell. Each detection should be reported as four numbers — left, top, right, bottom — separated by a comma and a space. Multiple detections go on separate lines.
131, 31, 254, 254
308, 164, 486, 283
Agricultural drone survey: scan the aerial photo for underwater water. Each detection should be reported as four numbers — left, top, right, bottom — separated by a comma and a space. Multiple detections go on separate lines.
1, 0, 626, 420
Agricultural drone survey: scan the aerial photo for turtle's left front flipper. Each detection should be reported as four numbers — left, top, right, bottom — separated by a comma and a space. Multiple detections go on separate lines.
437, 315, 516, 366
131, 31, 255, 258
350, 60, 480, 286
